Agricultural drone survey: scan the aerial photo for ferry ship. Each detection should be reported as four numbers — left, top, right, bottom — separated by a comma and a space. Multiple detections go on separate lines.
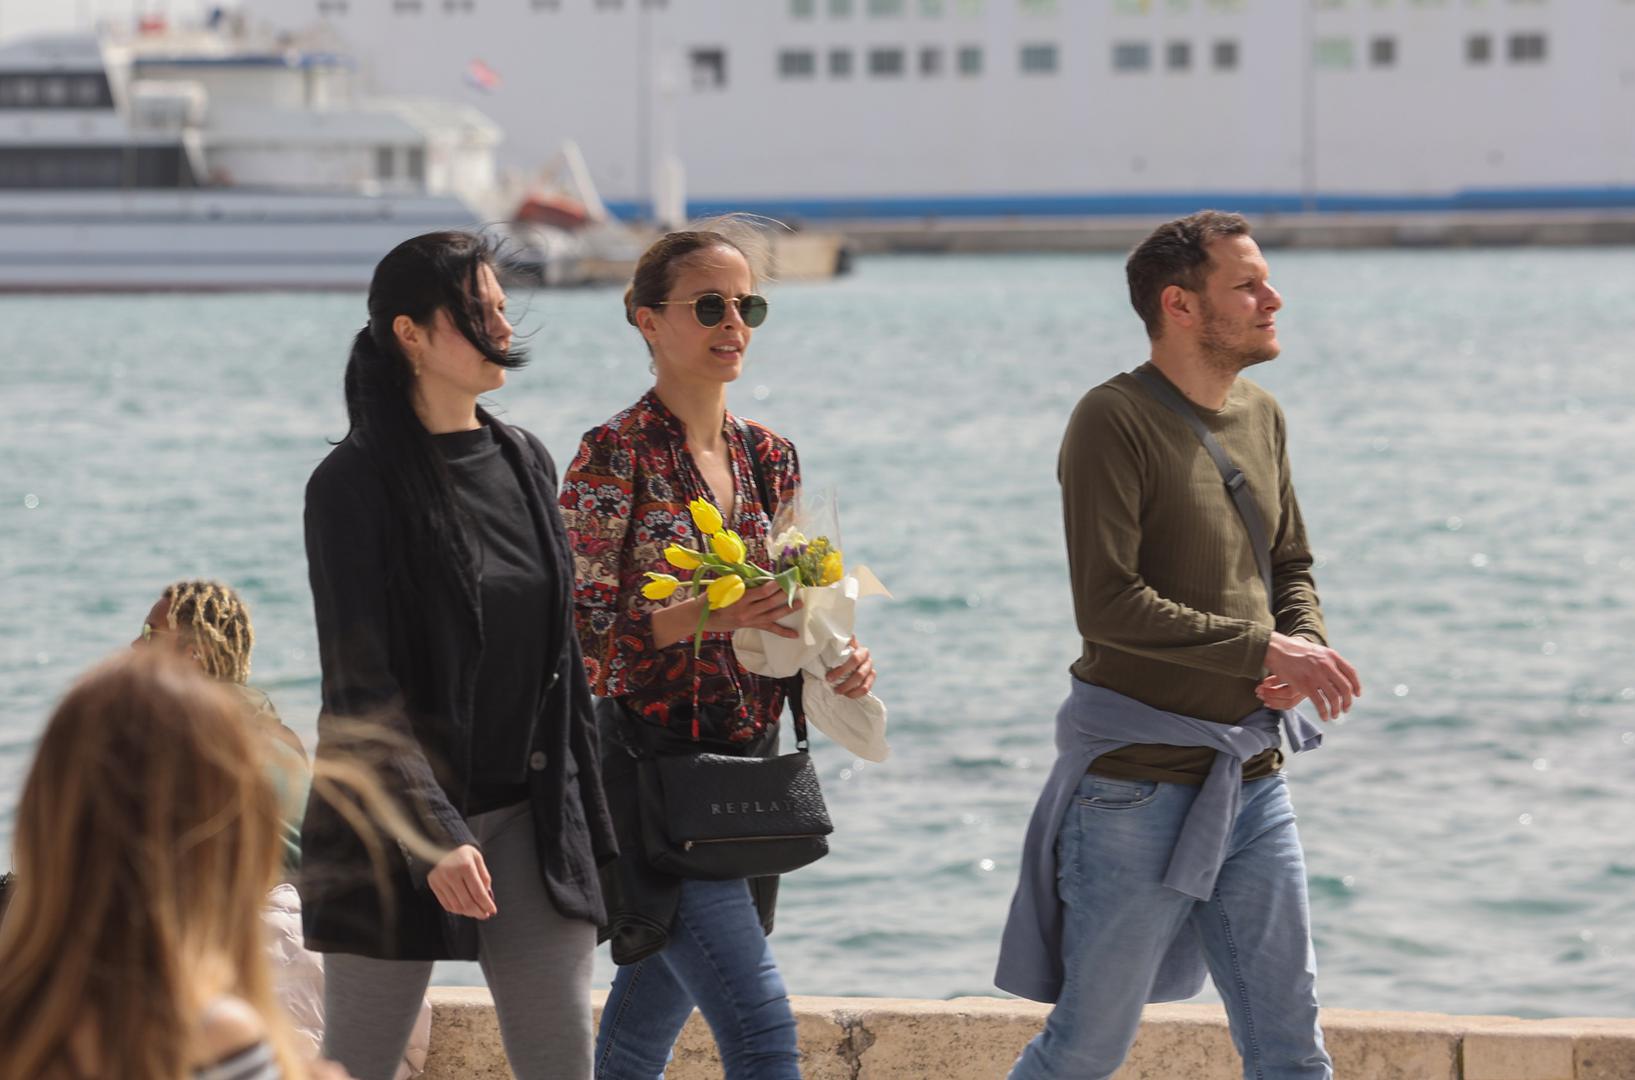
242, 0, 1635, 222
0, 23, 500, 291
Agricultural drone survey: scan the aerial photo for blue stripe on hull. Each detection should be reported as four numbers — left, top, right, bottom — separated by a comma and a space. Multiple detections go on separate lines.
605, 186, 1635, 222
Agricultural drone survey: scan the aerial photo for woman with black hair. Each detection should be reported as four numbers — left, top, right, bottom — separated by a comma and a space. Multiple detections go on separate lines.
300, 231, 616, 1080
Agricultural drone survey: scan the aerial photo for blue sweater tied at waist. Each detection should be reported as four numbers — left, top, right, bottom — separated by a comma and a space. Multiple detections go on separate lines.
994, 678, 1324, 1005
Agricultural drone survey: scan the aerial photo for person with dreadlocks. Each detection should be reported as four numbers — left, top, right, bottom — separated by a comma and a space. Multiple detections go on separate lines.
128, 579, 434, 1078
300, 231, 616, 1080
135, 579, 306, 763
135, 578, 307, 873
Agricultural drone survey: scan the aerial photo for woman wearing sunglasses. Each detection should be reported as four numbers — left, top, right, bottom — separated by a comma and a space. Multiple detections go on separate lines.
561, 224, 876, 1079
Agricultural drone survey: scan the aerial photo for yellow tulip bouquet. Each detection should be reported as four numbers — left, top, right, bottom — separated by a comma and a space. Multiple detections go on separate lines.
642, 498, 845, 656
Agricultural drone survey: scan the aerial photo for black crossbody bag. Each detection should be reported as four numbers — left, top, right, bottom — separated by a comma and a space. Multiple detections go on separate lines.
1131, 367, 1275, 604
625, 419, 832, 880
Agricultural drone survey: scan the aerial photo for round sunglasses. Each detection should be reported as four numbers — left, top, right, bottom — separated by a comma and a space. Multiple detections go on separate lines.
655, 292, 769, 329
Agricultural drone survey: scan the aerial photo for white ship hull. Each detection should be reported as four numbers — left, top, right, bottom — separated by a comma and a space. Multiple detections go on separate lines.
0, 190, 480, 292
242, 0, 1635, 221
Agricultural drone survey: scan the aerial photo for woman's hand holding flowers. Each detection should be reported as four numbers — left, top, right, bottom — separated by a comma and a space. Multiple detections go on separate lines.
704, 581, 802, 637
824, 636, 876, 699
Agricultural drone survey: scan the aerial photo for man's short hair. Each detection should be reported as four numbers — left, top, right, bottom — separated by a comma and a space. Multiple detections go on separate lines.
1125, 210, 1252, 340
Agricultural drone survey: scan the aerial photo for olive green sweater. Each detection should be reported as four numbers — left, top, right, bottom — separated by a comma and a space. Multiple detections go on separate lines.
1060, 362, 1327, 784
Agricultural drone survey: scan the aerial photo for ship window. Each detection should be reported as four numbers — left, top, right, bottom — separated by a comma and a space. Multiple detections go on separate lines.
1166, 41, 1191, 70
868, 47, 906, 76
1314, 37, 1353, 68
1213, 38, 1239, 70
1508, 32, 1546, 63
828, 48, 854, 76
376, 147, 396, 180
394, 0, 424, 11
407, 147, 426, 182
1206, 0, 1245, 10
1369, 36, 1396, 67
919, 46, 942, 75
1114, 0, 1148, 12
0, 148, 116, 187
1020, 0, 1058, 13
1022, 43, 1059, 73
957, 44, 983, 75
595, 0, 625, 9
317, 0, 350, 13
689, 48, 728, 88
779, 49, 818, 78
1110, 42, 1148, 72
1466, 34, 1491, 64
0, 73, 109, 109
956, 0, 984, 13
920, 0, 946, 14
0, 146, 195, 189
791, 0, 817, 15
867, 0, 906, 14
828, 0, 854, 16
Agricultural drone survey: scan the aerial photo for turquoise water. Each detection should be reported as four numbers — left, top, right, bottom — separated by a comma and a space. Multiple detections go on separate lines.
4, 251, 1633, 1019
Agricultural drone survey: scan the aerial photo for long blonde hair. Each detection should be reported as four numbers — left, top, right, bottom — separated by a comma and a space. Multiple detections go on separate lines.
0, 651, 302, 1079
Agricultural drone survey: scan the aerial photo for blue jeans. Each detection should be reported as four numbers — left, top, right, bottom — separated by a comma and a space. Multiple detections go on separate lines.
595, 878, 800, 1079
1010, 773, 1331, 1080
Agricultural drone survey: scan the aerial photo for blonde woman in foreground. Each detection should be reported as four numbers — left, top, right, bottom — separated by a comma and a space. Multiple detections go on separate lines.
0, 650, 350, 1079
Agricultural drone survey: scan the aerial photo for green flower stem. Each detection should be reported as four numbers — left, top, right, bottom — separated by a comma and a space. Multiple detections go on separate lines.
691, 595, 711, 657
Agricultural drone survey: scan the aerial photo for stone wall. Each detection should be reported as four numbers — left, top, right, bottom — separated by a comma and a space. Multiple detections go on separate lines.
421, 989, 1635, 1079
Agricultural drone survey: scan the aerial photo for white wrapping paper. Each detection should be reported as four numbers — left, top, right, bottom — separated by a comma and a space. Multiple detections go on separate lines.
731, 567, 893, 762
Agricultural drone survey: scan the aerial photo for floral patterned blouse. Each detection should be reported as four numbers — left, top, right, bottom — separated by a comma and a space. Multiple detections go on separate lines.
561, 390, 800, 745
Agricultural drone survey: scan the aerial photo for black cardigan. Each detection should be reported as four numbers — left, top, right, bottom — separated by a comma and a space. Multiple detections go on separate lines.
298, 411, 618, 960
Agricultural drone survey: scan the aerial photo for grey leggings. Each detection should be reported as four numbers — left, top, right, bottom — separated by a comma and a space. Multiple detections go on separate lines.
323, 801, 598, 1080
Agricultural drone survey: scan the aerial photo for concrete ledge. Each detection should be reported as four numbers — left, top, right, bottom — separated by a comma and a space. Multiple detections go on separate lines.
422, 988, 1635, 1079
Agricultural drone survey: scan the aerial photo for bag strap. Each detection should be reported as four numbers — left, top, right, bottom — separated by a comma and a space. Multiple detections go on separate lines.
1130, 368, 1274, 604
735, 417, 809, 751
735, 416, 776, 524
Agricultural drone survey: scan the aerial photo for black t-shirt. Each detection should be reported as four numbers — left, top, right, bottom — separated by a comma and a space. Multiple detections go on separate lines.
435, 424, 552, 814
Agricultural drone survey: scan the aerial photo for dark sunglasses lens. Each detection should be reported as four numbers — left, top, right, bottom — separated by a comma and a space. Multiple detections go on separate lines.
740, 295, 769, 328
693, 294, 727, 327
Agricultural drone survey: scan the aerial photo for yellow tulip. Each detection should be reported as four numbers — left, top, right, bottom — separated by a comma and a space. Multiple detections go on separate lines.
642, 573, 681, 600
711, 530, 747, 564
664, 544, 702, 570
706, 573, 746, 610
688, 498, 723, 537
819, 550, 845, 586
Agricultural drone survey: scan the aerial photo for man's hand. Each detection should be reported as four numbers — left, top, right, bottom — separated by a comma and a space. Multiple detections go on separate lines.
1254, 676, 1305, 711
1262, 633, 1362, 722
428, 844, 497, 920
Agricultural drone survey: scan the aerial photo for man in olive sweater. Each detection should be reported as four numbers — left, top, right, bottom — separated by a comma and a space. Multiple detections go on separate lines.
1004, 212, 1361, 1080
